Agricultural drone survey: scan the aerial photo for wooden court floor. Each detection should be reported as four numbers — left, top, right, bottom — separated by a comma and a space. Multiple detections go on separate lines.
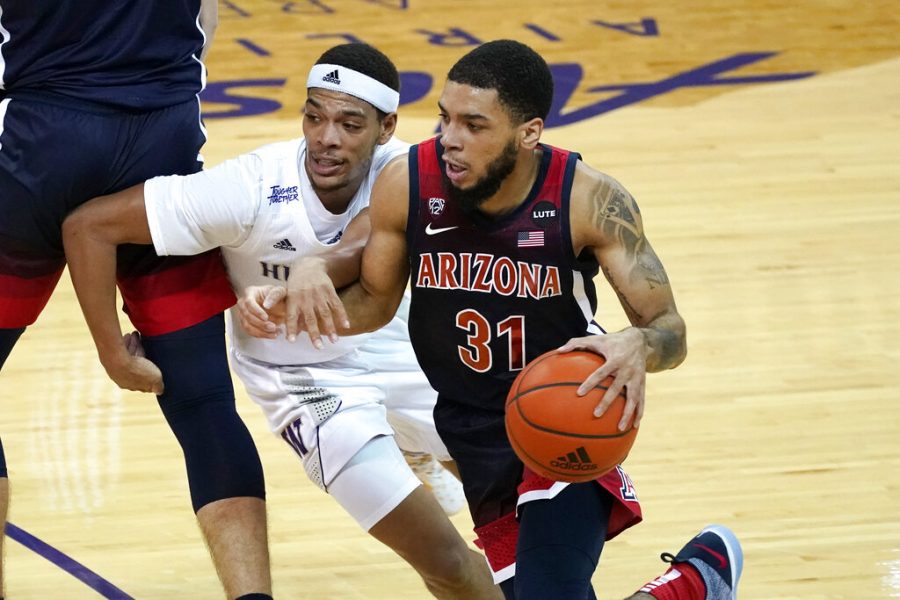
2, 1, 899, 597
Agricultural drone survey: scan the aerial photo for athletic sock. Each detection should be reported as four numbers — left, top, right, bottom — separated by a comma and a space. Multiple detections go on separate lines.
690, 558, 732, 599
638, 561, 706, 599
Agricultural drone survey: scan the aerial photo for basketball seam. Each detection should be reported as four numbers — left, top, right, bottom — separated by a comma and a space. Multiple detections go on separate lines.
510, 395, 634, 439
508, 350, 559, 399
506, 380, 613, 407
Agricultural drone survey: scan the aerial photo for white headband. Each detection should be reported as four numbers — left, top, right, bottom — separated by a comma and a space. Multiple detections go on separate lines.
307, 63, 400, 113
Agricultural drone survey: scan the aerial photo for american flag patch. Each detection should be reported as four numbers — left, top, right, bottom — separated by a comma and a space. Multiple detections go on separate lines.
517, 230, 544, 247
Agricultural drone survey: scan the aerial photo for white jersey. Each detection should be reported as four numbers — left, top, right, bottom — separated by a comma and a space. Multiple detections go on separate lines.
142, 133, 463, 522
144, 136, 410, 364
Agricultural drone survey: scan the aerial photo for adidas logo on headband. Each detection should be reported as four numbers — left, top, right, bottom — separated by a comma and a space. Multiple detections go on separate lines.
307, 63, 400, 113
322, 69, 341, 85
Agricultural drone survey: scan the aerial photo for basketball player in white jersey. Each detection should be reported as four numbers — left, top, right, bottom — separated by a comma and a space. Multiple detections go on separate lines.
62, 43, 500, 599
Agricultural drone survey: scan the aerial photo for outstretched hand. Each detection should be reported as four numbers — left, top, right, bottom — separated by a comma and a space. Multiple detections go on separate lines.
236, 262, 350, 348
282, 256, 350, 348
101, 331, 164, 395
557, 327, 648, 431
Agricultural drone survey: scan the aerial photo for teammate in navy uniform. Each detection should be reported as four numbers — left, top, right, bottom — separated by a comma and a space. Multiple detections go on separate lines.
0, 2, 272, 598
243, 39, 743, 600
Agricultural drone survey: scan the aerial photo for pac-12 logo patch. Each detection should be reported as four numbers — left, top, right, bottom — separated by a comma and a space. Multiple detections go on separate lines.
428, 197, 445, 216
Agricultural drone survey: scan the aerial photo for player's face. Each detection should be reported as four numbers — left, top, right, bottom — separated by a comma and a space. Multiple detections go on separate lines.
303, 89, 395, 208
438, 81, 521, 210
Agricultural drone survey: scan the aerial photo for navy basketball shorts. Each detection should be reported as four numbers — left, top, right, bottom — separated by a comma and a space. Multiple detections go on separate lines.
0, 92, 234, 334
434, 396, 643, 581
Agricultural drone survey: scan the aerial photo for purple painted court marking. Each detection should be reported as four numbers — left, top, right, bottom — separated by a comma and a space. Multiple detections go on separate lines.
524, 23, 561, 41
5, 522, 134, 599
236, 39, 271, 57
222, 1, 251, 17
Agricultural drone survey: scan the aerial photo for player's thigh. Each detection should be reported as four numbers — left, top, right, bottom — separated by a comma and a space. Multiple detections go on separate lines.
358, 321, 450, 457
232, 352, 397, 487
327, 434, 422, 531
0, 97, 113, 327
433, 398, 523, 527
112, 99, 233, 336
379, 371, 449, 459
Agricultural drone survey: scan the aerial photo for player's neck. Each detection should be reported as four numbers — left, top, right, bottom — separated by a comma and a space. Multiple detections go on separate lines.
305, 167, 360, 215
477, 149, 541, 217
315, 188, 355, 215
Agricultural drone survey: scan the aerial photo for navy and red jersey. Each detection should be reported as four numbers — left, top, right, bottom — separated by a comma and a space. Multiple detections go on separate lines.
406, 137, 603, 412
0, 0, 206, 110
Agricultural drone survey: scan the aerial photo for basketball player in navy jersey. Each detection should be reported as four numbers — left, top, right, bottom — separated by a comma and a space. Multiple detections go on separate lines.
0, 2, 271, 598
242, 40, 743, 600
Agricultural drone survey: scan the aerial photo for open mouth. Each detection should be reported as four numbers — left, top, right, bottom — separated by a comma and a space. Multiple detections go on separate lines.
309, 154, 343, 177
443, 157, 468, 183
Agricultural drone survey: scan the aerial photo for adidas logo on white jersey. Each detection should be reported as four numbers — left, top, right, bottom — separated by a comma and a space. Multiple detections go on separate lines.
273, 239, 296, 251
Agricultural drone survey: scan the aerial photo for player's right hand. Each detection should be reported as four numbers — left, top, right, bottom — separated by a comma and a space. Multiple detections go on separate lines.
101, 332, 165, 395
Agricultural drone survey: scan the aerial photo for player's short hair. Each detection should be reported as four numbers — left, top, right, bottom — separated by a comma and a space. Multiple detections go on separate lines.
315, 43, 400, 93
447, 39, 553, 124
312, 43, 400, 119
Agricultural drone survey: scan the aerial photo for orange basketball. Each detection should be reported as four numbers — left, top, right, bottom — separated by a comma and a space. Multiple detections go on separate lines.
505, 350, 637, 483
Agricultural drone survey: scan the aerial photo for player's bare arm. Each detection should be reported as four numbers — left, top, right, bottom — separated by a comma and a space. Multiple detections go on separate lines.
238, 208, 372, 341
62, 183, 164, 394
198, 0, 218, 60
282, 156, 411, 344
561, 164, 687, 429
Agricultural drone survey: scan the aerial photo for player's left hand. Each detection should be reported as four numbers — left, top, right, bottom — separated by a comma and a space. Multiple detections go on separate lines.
237, 285, 287, 339
557, 327, 648, 431
100, 331, 165, 395
283, 256, 350, 349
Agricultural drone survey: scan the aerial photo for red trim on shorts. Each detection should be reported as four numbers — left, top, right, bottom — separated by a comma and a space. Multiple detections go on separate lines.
519, 465, 643, 540
0, 269, 65, 328
118, 251, 236, 336
473, 511, 519, 575
473, 465, 643, 578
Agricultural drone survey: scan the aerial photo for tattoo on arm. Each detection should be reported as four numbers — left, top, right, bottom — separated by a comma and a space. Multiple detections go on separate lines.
591, 180, 670, 290
641, 312, 685, 371
602, 265, 642, 323
638, 249, 670, 289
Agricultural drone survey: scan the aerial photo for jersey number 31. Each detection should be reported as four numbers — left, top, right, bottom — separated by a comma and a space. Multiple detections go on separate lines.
456, 309, 525, 373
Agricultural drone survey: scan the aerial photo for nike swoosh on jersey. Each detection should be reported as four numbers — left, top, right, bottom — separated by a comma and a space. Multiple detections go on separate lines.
425, 223, 460, 235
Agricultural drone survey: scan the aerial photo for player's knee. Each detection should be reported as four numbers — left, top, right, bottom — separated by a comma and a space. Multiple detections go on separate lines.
142, 315, 234, 419
418, 543, 478, 592
140, 316, 266, 511
172, 402, 265, 512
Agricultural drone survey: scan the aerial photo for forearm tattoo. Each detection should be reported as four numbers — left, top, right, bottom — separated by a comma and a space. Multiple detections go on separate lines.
602, 264, 642, 322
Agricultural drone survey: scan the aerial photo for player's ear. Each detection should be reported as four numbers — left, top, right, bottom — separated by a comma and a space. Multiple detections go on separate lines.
519, 117, 543, 150
378, 112, 398, 144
